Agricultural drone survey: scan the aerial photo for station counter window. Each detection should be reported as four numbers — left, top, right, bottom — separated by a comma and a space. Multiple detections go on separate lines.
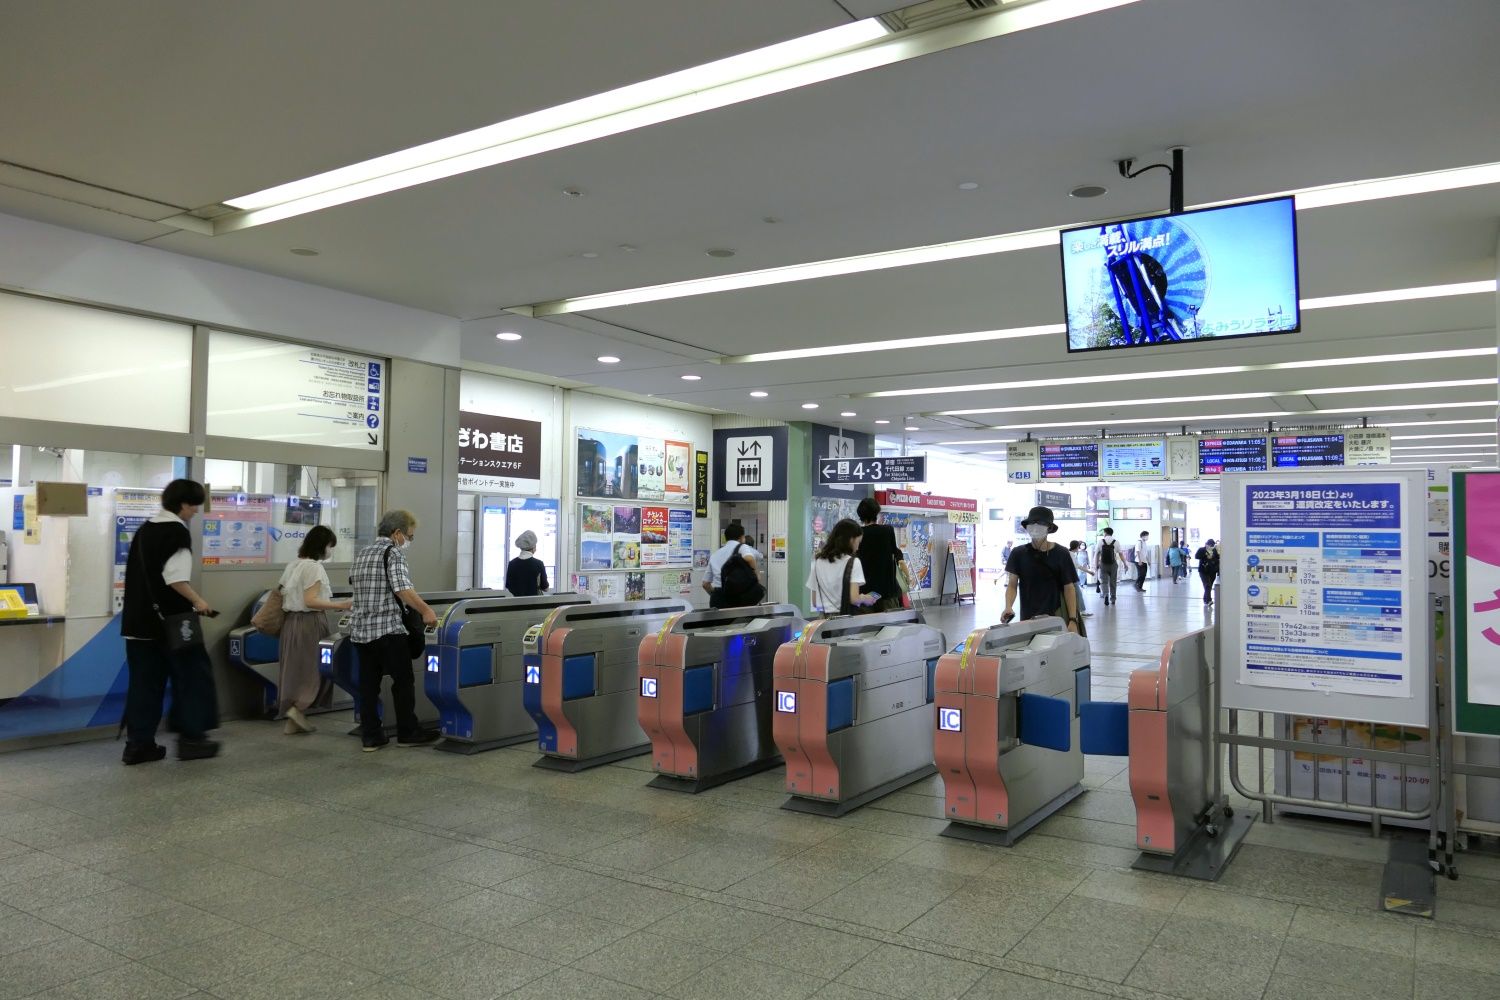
199, 460, 381, 566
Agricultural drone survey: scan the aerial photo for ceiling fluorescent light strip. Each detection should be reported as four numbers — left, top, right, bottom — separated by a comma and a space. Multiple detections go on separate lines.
874, 347, 1496, 399
1300, 280, 1496, 310
218, 0, 1143, 233
1290, 162, 1500, 210
1391, 432, 1497, 440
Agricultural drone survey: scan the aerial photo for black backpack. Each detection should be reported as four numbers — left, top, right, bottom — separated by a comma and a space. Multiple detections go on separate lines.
720, 543, 765, 606
1099, 539, 1117, 568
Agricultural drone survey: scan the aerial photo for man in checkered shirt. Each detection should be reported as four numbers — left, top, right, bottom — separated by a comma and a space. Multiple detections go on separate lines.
348, 509, 439, 751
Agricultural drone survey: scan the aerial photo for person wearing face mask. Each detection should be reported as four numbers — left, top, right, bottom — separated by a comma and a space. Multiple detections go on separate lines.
1194, 538, 1221, 605
274, 525, 352, 735
348, 510, 439, 751
1001, 507, 1082, 635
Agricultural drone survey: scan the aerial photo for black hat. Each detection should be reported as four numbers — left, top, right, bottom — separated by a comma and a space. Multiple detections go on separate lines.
1021, 505, 1058, 533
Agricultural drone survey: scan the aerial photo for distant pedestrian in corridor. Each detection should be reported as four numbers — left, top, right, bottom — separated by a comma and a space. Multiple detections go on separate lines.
1167, 542, 1184, 584
1195, 539, 1221, 605
1095, 527, 1122, 607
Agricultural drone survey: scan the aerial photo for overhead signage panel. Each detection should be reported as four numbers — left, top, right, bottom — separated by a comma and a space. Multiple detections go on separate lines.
817, 455, 925, 485
1040, 441, 1099, 480
1199, 436, 1268, 476
1006, 441, 1040, 483
1273, 433, 1344, 469
1100, 439, 1166, 479
712, 426, 788, 501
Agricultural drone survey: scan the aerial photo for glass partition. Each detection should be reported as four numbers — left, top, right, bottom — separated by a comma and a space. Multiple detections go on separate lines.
200, 460, 381, 565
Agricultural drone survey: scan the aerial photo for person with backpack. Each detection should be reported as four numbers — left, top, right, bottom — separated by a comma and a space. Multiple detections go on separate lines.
855, 497, 906, 613
1094, 526, 1122, 606
1001, 507, 1081, 634
704, 523, 765, 608
806, 519, 877, 616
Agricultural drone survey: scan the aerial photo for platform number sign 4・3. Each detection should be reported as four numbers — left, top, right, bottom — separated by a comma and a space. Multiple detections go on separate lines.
776, 690, 797, 713
938, 707, 963, 732
640, 677, 659, 699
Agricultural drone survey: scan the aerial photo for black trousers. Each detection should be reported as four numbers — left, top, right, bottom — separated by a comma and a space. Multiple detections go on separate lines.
1135, 563, 1148, 589
124, 639, 219, 745
353, 633, 420, 739
1201, 572, 1218, 602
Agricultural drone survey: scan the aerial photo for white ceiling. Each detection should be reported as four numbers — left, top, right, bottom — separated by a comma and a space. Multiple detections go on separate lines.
2, 0, 1498, 467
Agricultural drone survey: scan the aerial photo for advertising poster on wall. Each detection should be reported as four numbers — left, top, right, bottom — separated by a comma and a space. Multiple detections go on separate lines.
886, 512, 934, 591
641, 506, 669, 567
626, 572, 646, 601
665, 441, 692, 498
668, 508, 694, 565
638, 439, 666, 501
1221, 469, 1428, 728
112, 489, 160, 612
693, 549, 710, 570
579, 504, 613, 570
1453, 472, 1500, 736
200, 493, 273, 565
458, 411, 542, 493
594, 574, 621, 601
612, 505, 641, 569
576, 428, 638, 499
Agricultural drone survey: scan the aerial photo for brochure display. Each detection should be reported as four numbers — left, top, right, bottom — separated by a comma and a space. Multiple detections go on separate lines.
577, 503, 694, 572
1220, 468, 1427, 727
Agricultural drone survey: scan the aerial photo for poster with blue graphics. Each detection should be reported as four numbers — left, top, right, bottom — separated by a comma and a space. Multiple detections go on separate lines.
1239, 481, 1412, 701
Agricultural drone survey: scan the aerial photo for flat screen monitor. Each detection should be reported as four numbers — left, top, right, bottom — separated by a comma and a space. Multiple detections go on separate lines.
1199, 436, 1268, 475
284, 496, 321, 526
1100, 439, 1166, 479
1273, 433, 1345, 468
1040, 442, 1099, 480
1061, 196, 1299, 353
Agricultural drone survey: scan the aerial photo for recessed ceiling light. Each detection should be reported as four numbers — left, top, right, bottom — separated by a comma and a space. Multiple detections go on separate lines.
562, 188, 585, 198
289, 247, 320, 256
1069, 184, 1108, 198
749, 390, 769, 398
680, 374, 701, 381
597, 355, 621, 364
957, 181, 980, 191
840, 411, 857, 417
875, 419, 890, 425
706, 248, 737, 258
495, 332, 522, 341
618, 243, 638, 252
802, 403, 819, 410
580, 251, 600, 259
905, 425, 919, 431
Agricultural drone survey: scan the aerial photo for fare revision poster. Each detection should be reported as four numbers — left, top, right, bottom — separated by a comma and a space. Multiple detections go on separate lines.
1223, 471, 1426, 727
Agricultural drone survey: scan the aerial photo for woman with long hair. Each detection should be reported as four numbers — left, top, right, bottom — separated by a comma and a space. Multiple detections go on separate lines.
275, 525, 352, 734
806, 518, 875, 616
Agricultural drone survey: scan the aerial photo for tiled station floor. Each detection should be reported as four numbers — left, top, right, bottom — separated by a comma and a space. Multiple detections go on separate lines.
3, 582, 1499, 1000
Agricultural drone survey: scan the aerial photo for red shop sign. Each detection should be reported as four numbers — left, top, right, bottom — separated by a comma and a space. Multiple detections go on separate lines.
875, 490, 979, 513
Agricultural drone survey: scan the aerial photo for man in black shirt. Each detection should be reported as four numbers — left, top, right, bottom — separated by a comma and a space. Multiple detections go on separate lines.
1001, 506, 1081, 634
855, 498, 906, 612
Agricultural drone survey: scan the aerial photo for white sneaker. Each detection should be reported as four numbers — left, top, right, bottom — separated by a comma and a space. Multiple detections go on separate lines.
286, 706, 316, 734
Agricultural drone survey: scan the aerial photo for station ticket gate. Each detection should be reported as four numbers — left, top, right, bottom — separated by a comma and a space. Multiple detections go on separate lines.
771, 610, 946, 816
228, 589, 353, 717
524, 598, 692, 771
425, 593, 591, 753
933, 619, 1091, 846
1126, 625, 1253, 879
637, 604, 805, 792
319, 589, 497, 736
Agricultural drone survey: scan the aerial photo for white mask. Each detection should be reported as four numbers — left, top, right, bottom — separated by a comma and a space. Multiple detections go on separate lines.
1026, 524, 1049, 543
398, 538, 411, 551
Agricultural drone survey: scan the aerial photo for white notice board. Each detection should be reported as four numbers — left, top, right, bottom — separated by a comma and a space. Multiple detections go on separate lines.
1220, 467, 1428, 727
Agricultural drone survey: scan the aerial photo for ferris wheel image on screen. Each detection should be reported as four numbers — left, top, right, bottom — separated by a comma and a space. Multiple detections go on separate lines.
1101, 215, 1207, 344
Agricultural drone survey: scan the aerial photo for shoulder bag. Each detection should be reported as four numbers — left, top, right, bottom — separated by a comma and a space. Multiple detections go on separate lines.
134, 531, 204, 652
250, 573, 287, 636
383, 547, 428, 658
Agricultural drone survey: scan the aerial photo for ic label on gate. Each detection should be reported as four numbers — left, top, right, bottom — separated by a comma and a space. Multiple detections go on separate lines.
938, 707, 963, 732
776, 690, 797, 713
641, 677, 659, 699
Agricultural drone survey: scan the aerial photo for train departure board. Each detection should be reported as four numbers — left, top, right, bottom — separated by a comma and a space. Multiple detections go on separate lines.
1199, 436, 1268, 475
1272, 433, 1346, 468
1041, 441, 1100, 479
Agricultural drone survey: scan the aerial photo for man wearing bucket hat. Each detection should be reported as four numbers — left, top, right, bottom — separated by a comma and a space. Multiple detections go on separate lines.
1001, 505, 1083, 635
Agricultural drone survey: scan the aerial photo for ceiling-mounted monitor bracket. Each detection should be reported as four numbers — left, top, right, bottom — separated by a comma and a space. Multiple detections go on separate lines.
1118, 147, 1187, 214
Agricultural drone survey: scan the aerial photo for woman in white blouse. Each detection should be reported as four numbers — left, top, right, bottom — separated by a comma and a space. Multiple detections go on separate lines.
276, 525, 352, 734
806, 519, 877, 616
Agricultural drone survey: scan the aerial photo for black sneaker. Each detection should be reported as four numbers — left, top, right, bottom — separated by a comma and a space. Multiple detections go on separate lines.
177, 739, 220, 761
397, 731, 440, 748
361, 735, 390, 753
122, 743, 167, 766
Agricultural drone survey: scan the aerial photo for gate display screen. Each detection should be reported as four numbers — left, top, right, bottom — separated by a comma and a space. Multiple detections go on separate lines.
1040, 442, 1100, 480
1199, 437, 1268, 475
1272, 434, 1345, 468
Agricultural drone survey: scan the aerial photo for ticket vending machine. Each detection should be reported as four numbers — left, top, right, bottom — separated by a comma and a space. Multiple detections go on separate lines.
425, 592, 589, 753
771, 610, 946, 816
933, 618, 1091, 845
523, 598, 691, 770
637, 604, 804, 792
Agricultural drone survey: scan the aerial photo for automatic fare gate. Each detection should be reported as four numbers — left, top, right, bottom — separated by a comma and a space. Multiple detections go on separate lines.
426, 593, 591, 753
523, 598, 691, 771
933, 618, 1092, 845
637, 604, 805, 792
772, 609, 946, 816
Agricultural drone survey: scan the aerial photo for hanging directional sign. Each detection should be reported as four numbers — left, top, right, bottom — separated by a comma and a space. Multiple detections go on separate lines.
817, 455, 926, 486
713, 426, 788, 500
